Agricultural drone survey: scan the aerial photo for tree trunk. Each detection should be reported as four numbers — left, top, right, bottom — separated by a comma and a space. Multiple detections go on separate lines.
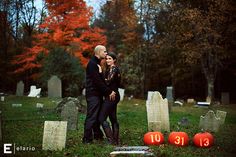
207, 76, 214, 102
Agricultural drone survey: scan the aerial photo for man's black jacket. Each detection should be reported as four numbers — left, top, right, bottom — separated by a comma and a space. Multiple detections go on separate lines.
85, 56, 112, 97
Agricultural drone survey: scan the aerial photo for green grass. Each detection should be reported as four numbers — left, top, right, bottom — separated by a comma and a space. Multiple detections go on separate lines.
1, 96, 236, 157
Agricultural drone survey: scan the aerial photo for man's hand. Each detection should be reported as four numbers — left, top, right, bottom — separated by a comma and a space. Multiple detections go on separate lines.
109, 91, 116, 101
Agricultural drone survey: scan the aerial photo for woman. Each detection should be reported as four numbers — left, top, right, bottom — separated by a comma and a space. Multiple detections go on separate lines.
99, 52, 121, 145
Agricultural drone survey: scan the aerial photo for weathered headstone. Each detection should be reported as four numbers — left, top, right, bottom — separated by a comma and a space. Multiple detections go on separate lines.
221, 92, 229, 105
61, 101, 78, 130
16, 81, 24, 96
42, 121, 67, 151
147, 91, 154, 101
12, 104, 22, 107
216, 110, 227, 125
36, 103, 44, 108
48, 75, 62, 98
187, 98, 195, 104
0, 111, 2, 145
0, 96, 4, 102
199, 110, 221, 132
146, 91, 170, 132
118, 88, 125, 101
110, 146, 154, 157
28, 85, 41, 97
166, 86, 173, 112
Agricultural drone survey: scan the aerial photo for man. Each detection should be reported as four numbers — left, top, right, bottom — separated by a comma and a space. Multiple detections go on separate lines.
82, 45, 116, 144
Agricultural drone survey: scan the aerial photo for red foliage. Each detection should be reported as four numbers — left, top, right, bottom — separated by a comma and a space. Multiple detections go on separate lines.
12, 0, 106, 79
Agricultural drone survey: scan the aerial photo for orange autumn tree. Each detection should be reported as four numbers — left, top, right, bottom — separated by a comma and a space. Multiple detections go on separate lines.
12, 0, 106, 79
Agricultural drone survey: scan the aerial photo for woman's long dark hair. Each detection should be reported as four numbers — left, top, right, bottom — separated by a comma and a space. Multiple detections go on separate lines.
103, 52, 118, 75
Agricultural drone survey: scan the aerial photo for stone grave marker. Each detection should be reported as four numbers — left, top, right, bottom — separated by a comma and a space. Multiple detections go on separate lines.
28, 85, 41, 97
110, 146, 154, 157
0, 96, 4, 101
199, 110, 221, 132
16, 81, 24, 96
147, 91, 154, 101
146, 91, 170, 132
42, 121, 67, 151
36, 103, 44, 108
0, 111, 2, 145
61, 101, 78, 130
12, 104, 22, 107
216, 110, 227, 125
118, 88, 125, 101
166, 86, 173, 112
48, 75, 62, 98
221, 92, 229, 105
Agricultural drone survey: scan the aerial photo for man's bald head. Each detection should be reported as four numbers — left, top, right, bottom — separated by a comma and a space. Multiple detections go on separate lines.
94, 45, 107, 59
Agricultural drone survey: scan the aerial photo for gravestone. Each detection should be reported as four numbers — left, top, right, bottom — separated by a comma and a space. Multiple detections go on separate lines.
48, 75, 62, 98
0, 111, 2, 145
187, 98, 195, 104
199, 110, 221, 132
61, 101, 78, 130
221, 92, 229, 105
118, 88, 125, 101
0, 96, 4, 101
42, 121, 67, 151
146, 91, 170, 132
110, 146, 153, 157
216, 110, 227, 125
166, 86, 173, 112
28, 85, 41, 97
16, 81, 24, 96
36, 103, 44, 108
147, 91, 154, 101
12, 104, 22, 107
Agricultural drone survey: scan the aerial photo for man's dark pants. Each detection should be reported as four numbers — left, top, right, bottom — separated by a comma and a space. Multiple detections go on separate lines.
83, 96, 104, 143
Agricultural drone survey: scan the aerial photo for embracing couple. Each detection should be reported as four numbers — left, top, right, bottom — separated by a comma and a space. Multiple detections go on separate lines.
82, 45, 121, 145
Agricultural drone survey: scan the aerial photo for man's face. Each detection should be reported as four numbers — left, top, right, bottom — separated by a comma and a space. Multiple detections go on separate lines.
98, 47, 107, 59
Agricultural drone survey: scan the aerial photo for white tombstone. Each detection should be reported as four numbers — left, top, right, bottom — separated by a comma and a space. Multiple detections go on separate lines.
28, 85, 41, 97
146, 91, 170, 132
12, 104, 22, 107
118, 88, 125, 101
216, 110, 227, 125
199, 110, 221, 132
36, 103, 44, 108
42, 121, 67, 151
147, 91, 154, 101
0, 96, 4, 102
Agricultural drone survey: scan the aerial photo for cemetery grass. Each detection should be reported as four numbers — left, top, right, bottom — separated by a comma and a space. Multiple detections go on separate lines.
1, 96, 236, 157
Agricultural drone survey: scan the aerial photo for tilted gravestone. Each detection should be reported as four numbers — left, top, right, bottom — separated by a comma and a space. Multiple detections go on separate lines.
48, 75, 62, 98
146, 91, 170, 132
216, 110, 227, 125
199, 110, 221, 132
42, 121, 67, 151
61, 101, 78, 130
16, 81, 24, 96
118, 88, 125, 101
28, 85, 41, 97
